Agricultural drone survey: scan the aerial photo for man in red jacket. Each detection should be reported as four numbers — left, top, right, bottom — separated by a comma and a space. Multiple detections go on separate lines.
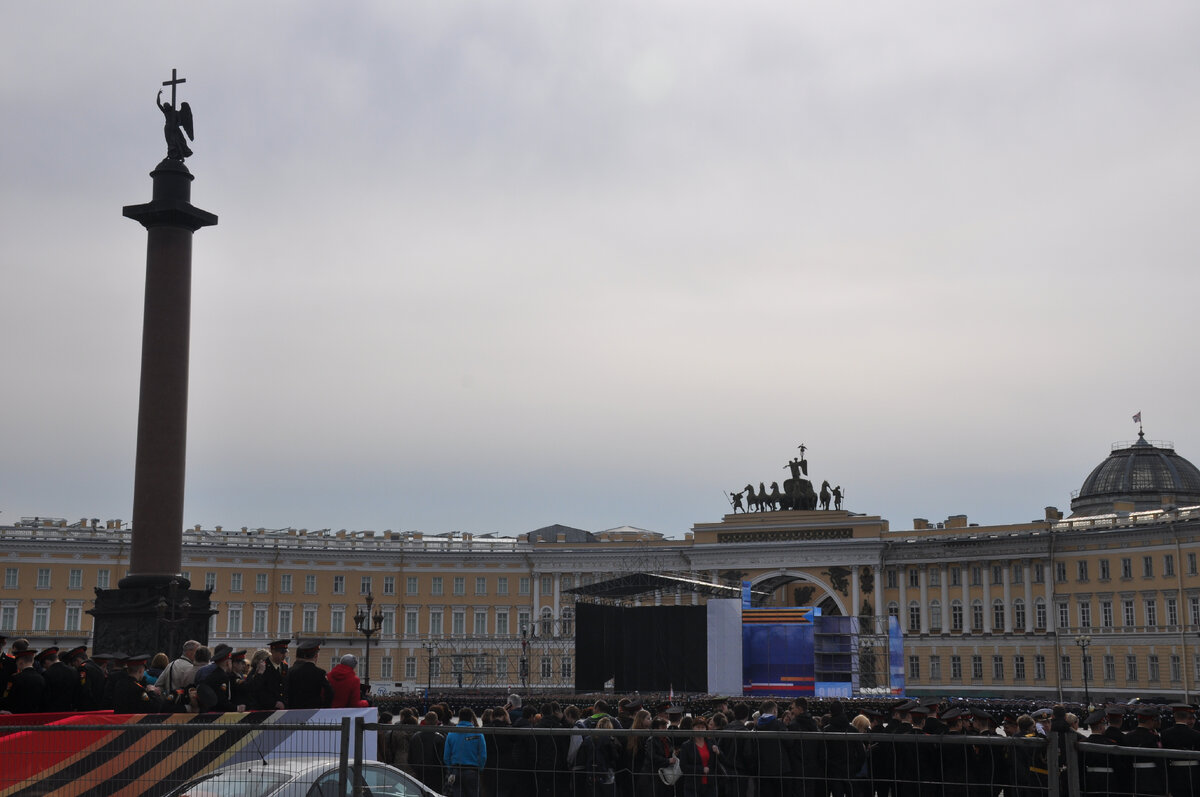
327, 654, 368, 707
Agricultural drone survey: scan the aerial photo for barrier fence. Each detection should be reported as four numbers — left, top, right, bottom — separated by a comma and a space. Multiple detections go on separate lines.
4, 719, 1200, 796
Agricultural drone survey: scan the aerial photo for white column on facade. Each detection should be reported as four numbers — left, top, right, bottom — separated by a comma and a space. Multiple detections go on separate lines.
1024, 561, 1034, 632
874, 565, 884, 624
1003, 561, 1014, 634
919, 566, 930, 635
553, 573, 561, 618
851, 566, 861, 619
941, 574, 950, 634
983, 561, 993, 634
961, 563, 970, 631
532, 571, 540, 628
898, 567, 908, 632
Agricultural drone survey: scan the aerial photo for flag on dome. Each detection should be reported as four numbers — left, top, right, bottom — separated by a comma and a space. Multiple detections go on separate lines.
1133, 411, 1142, 424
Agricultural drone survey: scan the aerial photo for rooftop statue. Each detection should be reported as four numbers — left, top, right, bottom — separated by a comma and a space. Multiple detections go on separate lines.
157, 69, 194, 161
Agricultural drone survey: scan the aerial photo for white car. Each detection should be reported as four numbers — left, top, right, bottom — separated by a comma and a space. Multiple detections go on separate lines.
169, 755, 446, 797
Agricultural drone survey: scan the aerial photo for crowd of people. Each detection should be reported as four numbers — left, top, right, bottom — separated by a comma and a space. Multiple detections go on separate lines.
0, 635, 369, 715
378, 695, 1200, 797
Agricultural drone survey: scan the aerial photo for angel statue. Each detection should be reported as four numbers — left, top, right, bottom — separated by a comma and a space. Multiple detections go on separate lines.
157, 89, 194, 161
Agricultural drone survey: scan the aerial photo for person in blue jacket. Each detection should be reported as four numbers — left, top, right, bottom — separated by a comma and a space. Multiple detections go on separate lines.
444, 706, 487, 797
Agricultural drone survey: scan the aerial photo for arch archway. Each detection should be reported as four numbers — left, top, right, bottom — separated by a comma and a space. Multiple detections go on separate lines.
748, 570, 848, 615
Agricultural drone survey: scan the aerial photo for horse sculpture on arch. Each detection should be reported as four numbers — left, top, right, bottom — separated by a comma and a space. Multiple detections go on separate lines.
819, 480, 832, 510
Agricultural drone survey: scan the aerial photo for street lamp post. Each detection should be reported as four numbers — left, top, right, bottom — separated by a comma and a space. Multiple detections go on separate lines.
519, 622, 529, 690
422, 640, 437, 698
353, 593, 385, 695
1076, 635, 1092, 709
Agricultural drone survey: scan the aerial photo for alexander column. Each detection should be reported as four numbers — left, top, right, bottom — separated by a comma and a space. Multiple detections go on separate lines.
90, 70, 217, 655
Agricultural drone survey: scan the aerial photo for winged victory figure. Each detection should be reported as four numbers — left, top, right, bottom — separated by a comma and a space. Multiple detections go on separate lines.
157, 89, 194, 160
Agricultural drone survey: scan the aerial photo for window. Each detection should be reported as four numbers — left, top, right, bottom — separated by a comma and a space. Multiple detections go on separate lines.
561, 657, 573, 679
1033, 563, 1045, 584
950, 655, 962, 680
1034, 655, 1046, 681
1172, 655, 1182, 683
227, 572, 242, 592
405, 657, 417, 679
430, 577, 442, 596
517, 610, 531, 632
4, 568, 17, 589
930, 655, 942, 680
37, 568, 51, 589
381, 610, 394, 636
561, 607, 574, 636
971, 655, 983, 680
406, 576, 418, 595
1166, 555, 1176, 577
888, 602, 899, 620
278, 608, 292, 635
908, 603, 921, 633
1060, 656, 1072, 682
1126, 655, 1138, 681
1143, 556, 1154, 578
253, 608, 267, 633
1190, 553, 1198, 575
541, 576, 553, 596
992, 564, 1003, 585
33, 605, 49, 631
281, 574, 293, 593
69, 569, 82, 590
886, 569, 898, 589
540, 656, 552, 680
908, 569, 920, 588
1147, 598, 1158, 628
929, 600, 942, 632
496, 611, 509, 636
1080, 601, 1092, 628
908, 655, 920, 679
305, 574, 317, 593
228, 606, 242, 633
1077, 561, 1089, 582
453, 577, 465, 596
430, 610, 443, 636
452, 610, 465, 636
1104, 655, 1116, 681
475, 577, 486, 595
972, 600, 983, 632
950, 567, 961, 587
993, 600, 1006, 630
540, 607, 553, 636
1169, 597, 1179, 627
1011, 564, 1024, 584
497, 577, 509, 596
1014, 655, 1026, 681
1054, 562, 1067, 583
993, 655, 1004, 681
1057, 602, 1069, 630
333, 575, 345, 594
383, 576, 395, 595
405, 610, 418, 636
1014, 599, 1026, 630
1121, 558, 1133, 579
1192, 596, 1200, 626
430, 657, 441, 681
1099, 559, 1110, 580
474, 610, 487, 635
65, 605, 81, 631
519, 577, 531, 596
381, 656, 393, 680
1102, 600, 1114, 628
97, 569, 110, 589
929, 568, 941, 587
971, 567, 982, 587
0, 606, 14, 630
303, 608, 317, 633
331, 608, 344, 633
1149, 655, 1161, 682
1123, 600, 1136, 627
951, 600, 963, 631
1035, 599, 1047, 630
361, 576, 372, 595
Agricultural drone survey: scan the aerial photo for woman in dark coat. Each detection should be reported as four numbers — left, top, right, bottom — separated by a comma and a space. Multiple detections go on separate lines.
677, 716, 724, 797
645, 717, 678, 797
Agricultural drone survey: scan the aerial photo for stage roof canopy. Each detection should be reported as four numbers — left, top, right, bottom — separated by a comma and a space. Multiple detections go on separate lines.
563, 572, 772, 602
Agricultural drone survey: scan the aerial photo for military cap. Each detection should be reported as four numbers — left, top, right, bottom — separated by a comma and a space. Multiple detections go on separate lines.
15, 647, 38, 660
1032, 708, 1052, 720
627, 700, 643, 712
268, 639, 290, 650
210, 644, 233, 663
35, 646, 59, 663
1085, 709, 1108, 727
909, 704, 931, 716
971, 708, 995, 722
1135, 704, 1162, 718
124, 653, 151, 665
231, 649, 247, 661
64, 645, 88, 661
296, 639, 322, 654
1105, 703, 1127, 717
1001, 713, 1019, 725
91, 652, 114, 663
895, 699, 919, 711
666, 705, 684, 716
941, 707, 964, 720
1171, 704, 1196, 715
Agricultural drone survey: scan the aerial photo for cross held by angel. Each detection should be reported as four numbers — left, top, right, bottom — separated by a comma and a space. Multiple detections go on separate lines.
157, 69, 194, 161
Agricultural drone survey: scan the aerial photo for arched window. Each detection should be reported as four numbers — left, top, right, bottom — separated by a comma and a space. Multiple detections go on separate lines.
971, 599, 984, 632
887, 601, 899, 620
539, 607, 553, 637
1034, 597, 1047, 630
561, 607, 574, 637
929, 600, 942, 632
951, 599, 963, 631
993, 599, 1006, 631
1014, 598, 1026, 630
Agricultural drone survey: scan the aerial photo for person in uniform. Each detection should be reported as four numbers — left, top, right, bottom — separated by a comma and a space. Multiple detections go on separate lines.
40, 647, 78, 712
1079, 709, 1122, 797
1, 647, 45, 713
1125, 704, 1169, 797
284, 640, 333, 709
1103, 705, 1128, 744
110, 654, 168, 714
1161, 704, 1200, 797
230, 650, 251, 710
252, 639, 289, 710
197, 644, 236, 712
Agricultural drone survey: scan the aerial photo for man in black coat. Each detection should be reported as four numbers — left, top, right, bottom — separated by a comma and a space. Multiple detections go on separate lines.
283, 640, 332, 709
1, 647, 44, 713
788, 698, 823, 797
1161, 704, 1200, 797
197, 644, 237, 712
110, 654, 168, 714
1081, 709, 1127, 797
40, 647, 79, 712
252, 639, 289, 710
1125, 705, 1169, 797
752, 700, 791, 797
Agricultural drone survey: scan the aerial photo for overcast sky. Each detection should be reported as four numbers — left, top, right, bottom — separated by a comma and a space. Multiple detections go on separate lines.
3, 2, 1199, 538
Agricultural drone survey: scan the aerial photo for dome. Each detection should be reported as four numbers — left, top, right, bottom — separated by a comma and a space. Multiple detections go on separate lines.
1070, 431, 1200, 516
